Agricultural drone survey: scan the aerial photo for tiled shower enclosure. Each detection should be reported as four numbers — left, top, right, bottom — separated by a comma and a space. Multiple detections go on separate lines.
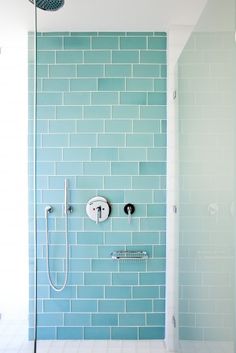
29, 32, 167, 340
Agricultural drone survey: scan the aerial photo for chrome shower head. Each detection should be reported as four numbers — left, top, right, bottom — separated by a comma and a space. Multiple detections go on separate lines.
29, 0, 64, 11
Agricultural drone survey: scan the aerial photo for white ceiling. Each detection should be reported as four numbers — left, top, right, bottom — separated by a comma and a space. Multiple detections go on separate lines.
1, 0, 207, 34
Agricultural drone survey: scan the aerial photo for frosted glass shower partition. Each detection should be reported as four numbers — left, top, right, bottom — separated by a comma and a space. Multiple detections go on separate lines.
177, 0, 236, 351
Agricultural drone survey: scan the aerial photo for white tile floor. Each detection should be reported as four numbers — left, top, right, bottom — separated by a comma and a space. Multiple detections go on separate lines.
0, 321, 234, 353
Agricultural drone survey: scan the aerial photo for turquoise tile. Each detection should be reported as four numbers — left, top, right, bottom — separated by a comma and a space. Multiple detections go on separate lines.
154, 134, 167, 147
37, 93, 62, 105
36, 162, 55, 175
111, 327, 137, 340
126, 79, 153, 91
126, 135, 153, 147
91, 148, 118, 161
98, 134, 125, 147
56, 218, 83, 232
112, 218, 139, 231
77, 64, 104, 77
77, 120, 104, 132
148, 92, 166, 105
56, 162, 83, 175
98, 300, 125, 312
105, 64, 132, 77
133, 286, 159, 298
84, 50, 111, 63
154, 79, 167, 91
43, 300, 70, 312
70, 134, 97, 147
105, 232, 132, 244
37, 36, 63, 49
36, 106, 55, 119
63, 148, 90, 161
147, 204, 166, 216
154, 32, 167, 36
139, 162, 166, 175
112, 273, 138, 285
124, 190, 152, 203
71, 32, 95, 36
37, 51, 55, 64
50, 287, 77, 299
83, 162, 110, 175
140, 50, 166, 63
92, 259, 118, 272
133, 120, 160, 133
84, 217, 111, 232
56, 106, 82, 119
92, 314, 118, 326
64, 313, 90, 326
147, 148, 167, 161
37, 148, 62, 161
84, 106, 111, 119
112, 51, 139, 63
148, 36, 167, 49
120, 37, 146, 49
77, 286, 104, 298
37, 327, 56, 340
70, 79, 97, 91
153, 299, 165, 312
49, 120, 75, 133
84, 327, 110, 339
77, 232, 103, 244
161, 65, 167, 77
139, 327, 165, 339
120, 92, 147, 105
132, 176, 159, 189
84, 273, 111, 285
105, 120, 132, 133
42, 134, 68, 147
140, 272, 165, 285
161, 120, 167, 133
112, 106, 139, 119
126, 300, 152, 312
37, 65, 48, 78
132, 232, 159, 244
91, 92, 118, 105
119, 148, 146, 160
98, 78, 125, 91
66, 273, 84, 285
76, 176, 103, 189
49, 65, 76, 77
105, 286, 131, 299
98, 32, 124, 36
140, 218, 166, 231
98, 245, 122, 257
37, 313, 63, 327
57, 327, 83, 339
97, 190, 124, 202
92, 37, 118, 49
119, 314, 145, 326
41, 32, 69, 36
111, 162, 138, 175
104, 176, 131, 189
43, 79, 69, 92
64, 92, 90, 105
64, 36, 90, 49
133, 64, 160, 77
72, 300, 97, 312
126, 32, 153, 36
56, 50, 83, 63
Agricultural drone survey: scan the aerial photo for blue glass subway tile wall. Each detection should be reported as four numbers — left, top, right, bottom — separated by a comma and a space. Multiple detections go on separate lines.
31, 32, 167, 340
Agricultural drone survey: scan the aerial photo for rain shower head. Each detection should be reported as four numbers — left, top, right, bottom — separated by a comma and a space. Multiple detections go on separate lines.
28, 0, 64, 11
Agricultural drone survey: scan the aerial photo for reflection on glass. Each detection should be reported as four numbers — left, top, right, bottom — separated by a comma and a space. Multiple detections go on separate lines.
178, 0, 236, 352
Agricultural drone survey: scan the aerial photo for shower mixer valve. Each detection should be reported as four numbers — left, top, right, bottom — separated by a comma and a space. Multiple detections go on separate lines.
86, 196, 111, 224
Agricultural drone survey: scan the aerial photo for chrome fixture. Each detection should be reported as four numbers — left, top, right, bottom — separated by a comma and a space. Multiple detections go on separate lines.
28, 0, 64, 11
64, 178, 73, 215
86, 196, 111, 224
124, 203, 135, 224
111, 250, 148, 261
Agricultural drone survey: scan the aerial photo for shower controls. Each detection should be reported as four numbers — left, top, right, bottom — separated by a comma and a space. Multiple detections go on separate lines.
124, 203, 135, 224
86, 196, 111, 224
64, 179, 73, 215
